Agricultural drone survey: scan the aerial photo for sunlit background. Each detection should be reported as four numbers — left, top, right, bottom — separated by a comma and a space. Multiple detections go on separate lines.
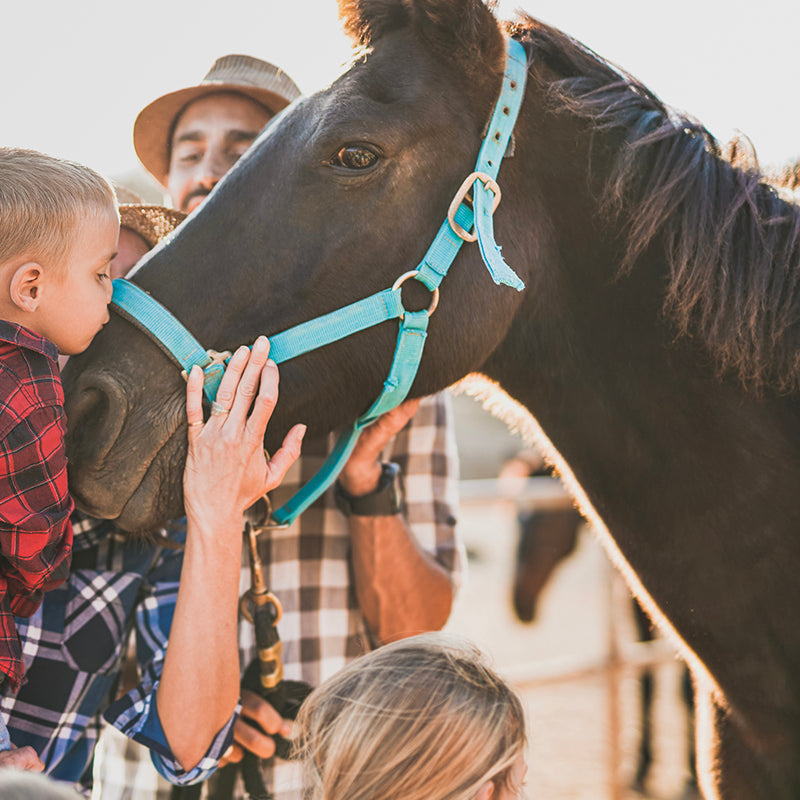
1, 0, 797, 185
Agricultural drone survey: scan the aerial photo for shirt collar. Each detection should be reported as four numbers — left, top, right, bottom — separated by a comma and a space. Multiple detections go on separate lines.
0, 320, 60, 363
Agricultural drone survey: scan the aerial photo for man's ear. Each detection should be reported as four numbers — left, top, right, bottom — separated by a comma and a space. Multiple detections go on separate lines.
9, 262, 45, 312
475, 780, 495, 800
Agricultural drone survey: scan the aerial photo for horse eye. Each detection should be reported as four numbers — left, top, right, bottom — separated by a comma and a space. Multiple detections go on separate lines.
331, 145, 379, 170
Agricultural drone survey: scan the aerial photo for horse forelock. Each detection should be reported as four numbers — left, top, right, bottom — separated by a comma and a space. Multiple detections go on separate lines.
515, 14, 800, 394
339, 0, 503, 70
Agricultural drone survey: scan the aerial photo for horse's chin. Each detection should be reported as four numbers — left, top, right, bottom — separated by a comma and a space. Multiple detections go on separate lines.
112, 463, 184, 534
72, 433, 185, 534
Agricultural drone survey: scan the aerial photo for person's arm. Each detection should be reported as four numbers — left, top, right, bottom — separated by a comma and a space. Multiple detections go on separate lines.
154, 337, 304, 773
337, 395, 461, 643
218, 394, 463, 768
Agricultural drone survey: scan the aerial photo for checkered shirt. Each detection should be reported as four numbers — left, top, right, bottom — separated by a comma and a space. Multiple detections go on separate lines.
95, 390, 464, 800
0, 514, 236, 796
0, 321, 74, 690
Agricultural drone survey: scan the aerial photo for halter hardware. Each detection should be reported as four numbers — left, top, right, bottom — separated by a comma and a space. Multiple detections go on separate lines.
391, 270, 440, 317
180, 348, 231, 383
110, 38, 528, 528
447, 171, 502, 242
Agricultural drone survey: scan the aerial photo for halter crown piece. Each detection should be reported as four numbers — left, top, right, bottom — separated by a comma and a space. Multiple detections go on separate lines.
110, 37, 528, 527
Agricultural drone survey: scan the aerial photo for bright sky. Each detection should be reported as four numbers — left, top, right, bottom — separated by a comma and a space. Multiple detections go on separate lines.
1, 0, 797, 181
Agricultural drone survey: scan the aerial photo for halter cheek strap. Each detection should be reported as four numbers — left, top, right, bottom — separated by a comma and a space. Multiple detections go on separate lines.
110, 37, 528, 528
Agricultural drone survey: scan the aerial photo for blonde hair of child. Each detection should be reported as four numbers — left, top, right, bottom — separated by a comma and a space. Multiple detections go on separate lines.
0, 147, 117, 269
295, 633, 527, 800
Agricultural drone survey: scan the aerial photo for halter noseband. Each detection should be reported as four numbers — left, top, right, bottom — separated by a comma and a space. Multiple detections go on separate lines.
110, 37, 528, 528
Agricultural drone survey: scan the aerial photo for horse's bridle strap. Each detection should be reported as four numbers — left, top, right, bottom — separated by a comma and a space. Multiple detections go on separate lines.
109, 37, 528, 528
111, 283, 408, 404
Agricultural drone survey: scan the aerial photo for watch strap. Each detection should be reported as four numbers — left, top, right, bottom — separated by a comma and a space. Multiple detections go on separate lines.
334, 462, 402, 517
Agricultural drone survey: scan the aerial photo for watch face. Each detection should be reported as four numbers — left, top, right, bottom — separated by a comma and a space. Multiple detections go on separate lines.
335, 463, 402, 517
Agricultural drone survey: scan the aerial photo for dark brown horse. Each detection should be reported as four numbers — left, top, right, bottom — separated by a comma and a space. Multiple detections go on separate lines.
63, 2, 800, 797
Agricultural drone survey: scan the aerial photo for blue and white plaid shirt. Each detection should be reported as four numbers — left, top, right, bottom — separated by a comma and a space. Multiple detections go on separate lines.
0, 513, 236, 795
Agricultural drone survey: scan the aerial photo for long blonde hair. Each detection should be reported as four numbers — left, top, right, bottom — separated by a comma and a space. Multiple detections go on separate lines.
295, 633, 526, 800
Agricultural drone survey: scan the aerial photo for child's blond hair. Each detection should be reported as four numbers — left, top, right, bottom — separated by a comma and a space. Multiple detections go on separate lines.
295, 633, 527, 800
0, 147, 117, 268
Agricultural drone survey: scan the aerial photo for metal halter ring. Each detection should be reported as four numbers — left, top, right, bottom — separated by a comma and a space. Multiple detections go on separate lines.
447, 171, 502, 243
391, 271, 440, 318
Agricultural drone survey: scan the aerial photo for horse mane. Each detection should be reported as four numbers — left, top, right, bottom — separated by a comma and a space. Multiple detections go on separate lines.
510, 15, 800, 393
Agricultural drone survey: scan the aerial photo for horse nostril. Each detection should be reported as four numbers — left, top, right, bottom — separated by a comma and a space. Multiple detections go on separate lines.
64, 371, 129, 470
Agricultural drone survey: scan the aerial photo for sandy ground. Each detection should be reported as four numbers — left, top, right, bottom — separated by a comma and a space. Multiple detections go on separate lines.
447, 394, 698, 800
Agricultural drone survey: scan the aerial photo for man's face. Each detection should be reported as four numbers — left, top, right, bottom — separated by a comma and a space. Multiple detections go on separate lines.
166, 92, 272, 213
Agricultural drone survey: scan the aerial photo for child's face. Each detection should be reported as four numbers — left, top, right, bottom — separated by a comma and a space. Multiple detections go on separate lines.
37, 207, 118, 355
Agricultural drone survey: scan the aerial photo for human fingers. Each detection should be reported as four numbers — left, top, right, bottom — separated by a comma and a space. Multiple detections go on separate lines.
265, 424, 306, 492
185, 365, 205, 439
370, 398, 421, 441
240, 689, 292, 738
228, 336, 272, 429
208, 346, 252, 422
219, 742, 244, 767
243, 357, 281, 446
354, 398, 421, 459
0, 745, 44, 771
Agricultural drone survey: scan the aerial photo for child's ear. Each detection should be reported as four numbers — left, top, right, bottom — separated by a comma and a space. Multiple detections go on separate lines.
9, 262, 44, 312
475, 781, 495, 800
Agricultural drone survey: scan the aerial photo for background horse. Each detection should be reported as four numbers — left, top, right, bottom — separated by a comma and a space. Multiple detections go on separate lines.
63, 1, 800, 797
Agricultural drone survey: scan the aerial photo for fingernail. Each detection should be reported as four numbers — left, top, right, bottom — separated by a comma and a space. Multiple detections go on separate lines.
190, 364, 202, 377
281, 723, 292, 737
297, 424, 307, 441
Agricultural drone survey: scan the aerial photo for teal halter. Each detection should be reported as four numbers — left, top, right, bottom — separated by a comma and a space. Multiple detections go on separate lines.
110, 37, 528, 527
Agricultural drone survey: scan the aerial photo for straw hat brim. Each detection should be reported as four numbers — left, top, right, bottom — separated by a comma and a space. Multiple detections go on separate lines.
119, 204, 187, 250
134, 83, 292, 186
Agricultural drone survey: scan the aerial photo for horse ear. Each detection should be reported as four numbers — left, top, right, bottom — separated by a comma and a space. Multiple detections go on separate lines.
338, 0, 501, 59
405, 0, 499, 56
338, 0, 411, 46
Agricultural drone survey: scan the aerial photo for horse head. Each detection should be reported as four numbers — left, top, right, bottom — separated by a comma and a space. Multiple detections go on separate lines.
64, 0, 549, 532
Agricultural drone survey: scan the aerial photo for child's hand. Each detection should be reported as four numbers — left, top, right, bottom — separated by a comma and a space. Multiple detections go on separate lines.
0, 743, 44, 771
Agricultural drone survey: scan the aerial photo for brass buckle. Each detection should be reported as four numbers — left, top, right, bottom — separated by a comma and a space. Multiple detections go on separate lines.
181, 348, 232, 383
447, 171, 502, 243
391, 270, 440, 318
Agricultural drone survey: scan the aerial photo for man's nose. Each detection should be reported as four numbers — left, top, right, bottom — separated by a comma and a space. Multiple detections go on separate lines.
195, 151, 228, 188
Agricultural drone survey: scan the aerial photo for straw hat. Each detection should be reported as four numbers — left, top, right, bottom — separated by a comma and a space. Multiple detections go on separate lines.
119, 204, 187, 249
134, 54, 302, 185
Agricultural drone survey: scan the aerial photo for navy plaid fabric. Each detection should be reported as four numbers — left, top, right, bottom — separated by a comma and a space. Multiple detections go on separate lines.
0, 320, 74, 690
0, 514, 236, 795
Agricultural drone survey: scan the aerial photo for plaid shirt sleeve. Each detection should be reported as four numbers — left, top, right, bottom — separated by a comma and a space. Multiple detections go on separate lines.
103, 537, 239, 786
0, 406, 74, 611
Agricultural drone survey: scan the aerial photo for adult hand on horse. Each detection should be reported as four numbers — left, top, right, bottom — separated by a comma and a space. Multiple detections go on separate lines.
183, 336, 306, 524
338, 398, 421, 496
158, 337, 305, 772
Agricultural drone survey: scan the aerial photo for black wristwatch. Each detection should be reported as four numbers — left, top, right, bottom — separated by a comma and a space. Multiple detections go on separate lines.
334, 462, 403, 517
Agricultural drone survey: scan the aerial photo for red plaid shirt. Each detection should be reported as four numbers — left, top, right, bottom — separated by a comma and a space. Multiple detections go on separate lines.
0, 320, 73, 689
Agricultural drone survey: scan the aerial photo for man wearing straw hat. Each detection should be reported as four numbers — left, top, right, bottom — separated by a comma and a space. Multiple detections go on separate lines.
134, 54, 302, 214
92, 55, 465, 800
